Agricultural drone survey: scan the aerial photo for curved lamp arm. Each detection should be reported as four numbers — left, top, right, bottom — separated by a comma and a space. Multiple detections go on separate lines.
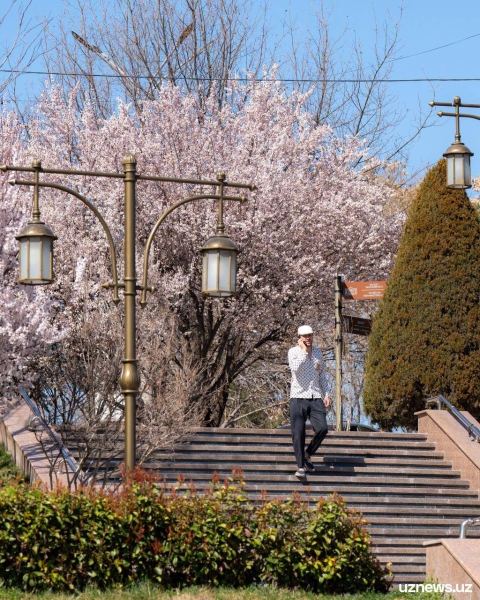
140, 193, 246, 307
9, 179, 121, 304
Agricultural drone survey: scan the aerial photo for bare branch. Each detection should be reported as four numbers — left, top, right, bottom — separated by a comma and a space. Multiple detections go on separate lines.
0, 0, 47, 98
42, 0, 270, 114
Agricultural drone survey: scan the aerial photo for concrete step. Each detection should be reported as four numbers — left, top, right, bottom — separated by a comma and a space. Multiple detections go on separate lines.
145, 452, 452, 472
71, 448, 447, 464
380, 556, 425, 564
188, 427, 429, 441
372, 538, 432, 547
319, 495, 480, 508
385, 565, 426, 574
173, 436, 438, 448
177, 434, 437, 450
366, 516, 473, 527
369, 527, 479, 537
153, 462, 463, 479
63, 431, 431, 447
392, 575, 427, 584
309, 456, 451, 467
374, 547, 426, 555
158, 472, 472, 488
165, 481, 479, 499
148, 490, 480, 512
354, 505, 480, 516
152, 445, 446, 459
61, 426, 428, 441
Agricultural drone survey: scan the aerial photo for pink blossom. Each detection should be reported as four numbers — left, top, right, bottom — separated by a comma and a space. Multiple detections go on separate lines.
0, 80, 402, 407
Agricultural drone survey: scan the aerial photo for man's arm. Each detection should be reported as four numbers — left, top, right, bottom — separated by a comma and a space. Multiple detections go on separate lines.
315, 349, 331, 405
288, 346, 309, 372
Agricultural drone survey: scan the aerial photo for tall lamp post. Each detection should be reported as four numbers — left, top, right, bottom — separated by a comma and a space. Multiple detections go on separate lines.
429, 96, 480, 189
1, 154, 255, 472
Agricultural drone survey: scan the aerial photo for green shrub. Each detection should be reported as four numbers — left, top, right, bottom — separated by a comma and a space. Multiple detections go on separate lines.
0, 470, 390, 593
0, 444, 24, 486
250, 491, 387, 593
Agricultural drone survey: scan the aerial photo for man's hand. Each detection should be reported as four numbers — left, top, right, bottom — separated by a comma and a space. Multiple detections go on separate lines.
323, 396, 331, 408
298, 333, 313, 356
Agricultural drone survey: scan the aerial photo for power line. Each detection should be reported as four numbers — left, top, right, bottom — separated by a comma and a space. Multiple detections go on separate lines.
2, 68, 480, 84
391, 31, 480, 62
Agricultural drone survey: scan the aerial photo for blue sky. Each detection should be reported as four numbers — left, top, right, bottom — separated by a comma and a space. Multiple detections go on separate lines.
5, 0, 480, 185
270, 0, 480, 184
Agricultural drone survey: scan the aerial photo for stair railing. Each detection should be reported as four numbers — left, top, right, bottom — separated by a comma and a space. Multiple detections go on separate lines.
19, 387, 90, 486
425, 395, 480, 443
459, 517, 480, 538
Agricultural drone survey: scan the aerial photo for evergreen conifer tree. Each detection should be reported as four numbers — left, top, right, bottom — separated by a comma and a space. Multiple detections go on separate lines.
363, 160, 480, 429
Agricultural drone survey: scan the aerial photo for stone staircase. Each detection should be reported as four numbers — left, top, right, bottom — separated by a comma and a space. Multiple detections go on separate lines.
11, 403, 480, 586
125, 427, 480, 585
7, 388, 480, 586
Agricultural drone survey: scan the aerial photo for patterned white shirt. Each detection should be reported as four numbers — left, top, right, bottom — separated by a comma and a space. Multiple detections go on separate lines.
288, 346, 329, 399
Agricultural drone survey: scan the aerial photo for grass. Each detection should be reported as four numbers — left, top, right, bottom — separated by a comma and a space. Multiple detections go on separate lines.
0, 585, 449, 600
0, 444, 24, 486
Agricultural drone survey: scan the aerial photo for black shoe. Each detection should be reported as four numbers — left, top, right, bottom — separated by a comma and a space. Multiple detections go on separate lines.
304, 456, 315, 472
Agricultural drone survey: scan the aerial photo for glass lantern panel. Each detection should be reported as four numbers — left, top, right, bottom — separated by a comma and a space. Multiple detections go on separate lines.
230, 252, 236, 293
464, 155, 472, 187
19, 239, 29, 281
202, 251, 208, 292
446, 156, 454, 187
454, 155, 465, 187
218, 250, 231, 292
29, 238, 42, 280
42, 238, 52, 281
207, 250, 219, 291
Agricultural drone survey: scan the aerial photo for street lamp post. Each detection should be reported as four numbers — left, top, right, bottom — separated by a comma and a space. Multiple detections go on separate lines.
429, 96, 480, 189
1, 153, 255, 473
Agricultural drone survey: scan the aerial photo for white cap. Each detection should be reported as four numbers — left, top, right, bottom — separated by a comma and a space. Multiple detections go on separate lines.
298, 325, 313, 336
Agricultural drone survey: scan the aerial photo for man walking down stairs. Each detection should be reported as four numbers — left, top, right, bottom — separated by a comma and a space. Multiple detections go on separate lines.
288, 325, 331, 479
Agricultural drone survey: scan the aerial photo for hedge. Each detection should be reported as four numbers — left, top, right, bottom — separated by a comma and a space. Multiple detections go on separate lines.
0, 470, 391, 593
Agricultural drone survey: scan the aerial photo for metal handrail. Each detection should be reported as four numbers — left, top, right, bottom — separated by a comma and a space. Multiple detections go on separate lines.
460, 517, 480, 538
19, 387, 89, 484
425, 394, 480, 442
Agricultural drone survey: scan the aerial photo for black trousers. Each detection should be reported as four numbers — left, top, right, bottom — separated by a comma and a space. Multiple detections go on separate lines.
290, 397, 328, 468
